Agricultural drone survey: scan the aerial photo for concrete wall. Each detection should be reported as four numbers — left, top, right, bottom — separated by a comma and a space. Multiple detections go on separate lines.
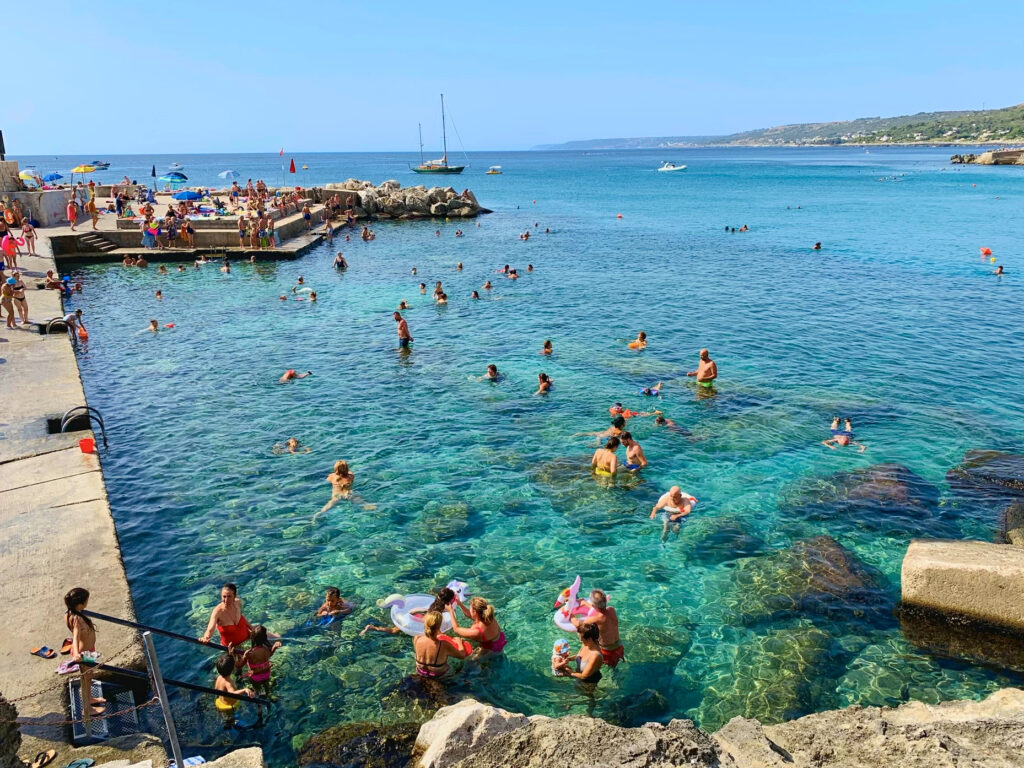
10, 190, 73, 228
0, 161, 21, 193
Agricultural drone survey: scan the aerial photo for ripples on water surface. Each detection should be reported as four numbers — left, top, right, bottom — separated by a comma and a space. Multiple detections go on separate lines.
63, 148, 1023, 763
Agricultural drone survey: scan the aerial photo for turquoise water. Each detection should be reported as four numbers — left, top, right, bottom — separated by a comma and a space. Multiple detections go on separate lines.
60, 148, 1023, 763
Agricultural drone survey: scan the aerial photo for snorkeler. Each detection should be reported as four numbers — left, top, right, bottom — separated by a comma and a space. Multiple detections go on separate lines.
823, 418, 866, 452
591, 436, 620, 476
640, 382, 663, 396
279, 369, 313, 383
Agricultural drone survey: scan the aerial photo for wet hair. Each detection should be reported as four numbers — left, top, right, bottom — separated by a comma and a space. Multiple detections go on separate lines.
487, 365, 497, 374
423, 611, 443, 639
222, 583, 238, 596
471, 291, 480, 298
216, 653, 236, 677
655, 415, 667, 425
333, 460, 350, 476
580, 622, 600, 642
604, 436, 620, 451
326, 586, 340, 599
637, 331, 646, 341
64, 587, 94, 631
590, 589, 608, 610
543, 340, 552, 349
539, 373, 550, 383
428, 587, 456, 613
611, 416, 626, 429
620, 432, 633, 442
250, 625, 272, 649
470, 596, 495, 625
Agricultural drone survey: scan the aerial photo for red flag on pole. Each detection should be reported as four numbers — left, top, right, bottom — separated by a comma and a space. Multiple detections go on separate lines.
289, 158, 296, 174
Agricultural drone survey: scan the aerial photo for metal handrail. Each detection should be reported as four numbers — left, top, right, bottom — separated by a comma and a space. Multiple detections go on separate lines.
83, 609, 229, 652
60, 406, 109, 448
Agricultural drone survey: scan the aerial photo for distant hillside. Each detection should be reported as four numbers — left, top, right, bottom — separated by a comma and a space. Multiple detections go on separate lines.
534, 104, 1024, 149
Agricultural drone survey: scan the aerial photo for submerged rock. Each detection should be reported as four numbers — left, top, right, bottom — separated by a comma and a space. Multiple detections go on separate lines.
724, 535, 888, 624
411, 501, 480, 543
947, 450, 1024, 494
685, 517, 768, 566
298, 720, 420, 768
779, 463, 943, 537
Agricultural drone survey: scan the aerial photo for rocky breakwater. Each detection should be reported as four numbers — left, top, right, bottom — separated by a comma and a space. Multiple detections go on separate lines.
318, 180, 489, 220
950, 149, 1024, 165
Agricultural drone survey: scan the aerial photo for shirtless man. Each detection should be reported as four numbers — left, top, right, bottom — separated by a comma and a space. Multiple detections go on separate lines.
619, 432, 647, 470
651, 486, 697, 541
591, 436, 620, 477
279, 369, 313, 384
394, 311, 412, 349
687, 348, 718, 390
571, 589, 623, 668
823, 417, 866, 452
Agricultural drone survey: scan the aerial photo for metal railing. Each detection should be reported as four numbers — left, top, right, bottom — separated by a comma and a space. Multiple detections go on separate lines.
60, 405, 109, 448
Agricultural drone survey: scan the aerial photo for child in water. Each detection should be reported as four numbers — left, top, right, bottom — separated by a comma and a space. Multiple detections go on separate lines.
241, 626, 281, 696
273, 437, 311, 455
317, 586, 353, 618
214, 653, 254, 728
551, 638, 577, 676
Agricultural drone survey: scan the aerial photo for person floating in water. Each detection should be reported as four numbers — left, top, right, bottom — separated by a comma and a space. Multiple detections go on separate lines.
482, 280, 492, 290
482, 364, 500, 381
317, 586, 353, 618
687, 349, 717, 390
823, 417, 866, 452
639, 382, 663, 396
628, 331, 647, 350
273, 437, 311, 455
279, 369, 312, 384
471, 291, 480, 300
651, 486, 696, 541
993, 265, 1004, 275
813, 242, 822, 250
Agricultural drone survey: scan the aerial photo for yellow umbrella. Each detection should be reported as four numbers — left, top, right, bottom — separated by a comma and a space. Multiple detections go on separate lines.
71, 165, 96, 173
18, 170, 39, 180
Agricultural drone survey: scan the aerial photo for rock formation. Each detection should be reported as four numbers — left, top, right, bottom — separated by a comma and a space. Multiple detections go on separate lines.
314, 180, 488, 220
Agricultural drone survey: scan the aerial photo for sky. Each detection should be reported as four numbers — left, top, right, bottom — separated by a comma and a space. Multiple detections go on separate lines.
4, 0, 1022, 153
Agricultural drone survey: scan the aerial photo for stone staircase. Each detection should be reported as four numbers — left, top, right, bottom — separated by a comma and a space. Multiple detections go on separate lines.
77, 232, 120, 253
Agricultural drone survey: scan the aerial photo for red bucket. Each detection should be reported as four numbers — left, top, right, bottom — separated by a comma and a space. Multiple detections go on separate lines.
78, 437, 95, 454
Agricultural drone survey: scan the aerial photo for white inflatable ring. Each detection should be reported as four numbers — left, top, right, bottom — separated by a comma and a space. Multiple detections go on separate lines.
382, 593, 454, 637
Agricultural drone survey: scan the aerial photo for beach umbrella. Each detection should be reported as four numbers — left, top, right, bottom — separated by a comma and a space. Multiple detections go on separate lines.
42, 173, 63, 182
19, 170, 39, 180
70, 164, 95, 184
218, 170, 240, 180
159, 172, 188, 182
172, 190, 203, 201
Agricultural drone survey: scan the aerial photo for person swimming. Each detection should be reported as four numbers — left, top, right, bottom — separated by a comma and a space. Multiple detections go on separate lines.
482, 364, 500, 381
628, 331, 647, 350
823, 417, 866, 452
640, 381, 663, 396
541, 340, 552, 355
471, 290, 480, 299
273, 437, 311, 455
535, 372, 553, 395
279, 369, 312, 383
483, 280, 492, 290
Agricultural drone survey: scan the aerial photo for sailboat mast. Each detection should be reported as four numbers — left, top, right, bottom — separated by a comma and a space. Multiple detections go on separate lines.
418, 123, 424, 166
441, 93, 448, 168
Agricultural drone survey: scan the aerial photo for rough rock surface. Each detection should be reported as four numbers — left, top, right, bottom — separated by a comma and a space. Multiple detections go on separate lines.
901, 538, 1024, 629
320, 180, 484, 219
414, 699, 532, 768
298, 720, 420, 767
205, 748, 267, 768
1002, 502, 1024, 546
947, 450, 1024, 494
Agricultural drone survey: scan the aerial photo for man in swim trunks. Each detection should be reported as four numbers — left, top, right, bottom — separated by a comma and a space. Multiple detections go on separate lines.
571, 589, 623, 668
591, 436, 619, 476
823, 417, 866, 452
651, 486, 696, 541
620, 432, 647, 470
394, 311, 412, 349
687, 349, 717, 389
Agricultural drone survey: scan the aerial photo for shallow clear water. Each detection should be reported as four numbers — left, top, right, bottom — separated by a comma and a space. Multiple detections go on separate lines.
61, 148, 1024, 763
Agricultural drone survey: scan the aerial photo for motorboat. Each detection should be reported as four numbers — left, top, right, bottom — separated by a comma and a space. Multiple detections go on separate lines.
168, 162, 184, 171
657, 162, 687, 172
485, 166, 503, 175
89, 160, 111, 170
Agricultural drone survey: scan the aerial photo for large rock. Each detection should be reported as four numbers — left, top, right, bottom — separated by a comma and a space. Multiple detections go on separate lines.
298, 721, 420, 768
413, 700, 532, 768
206, 748, 266, 768
405, 189, 431, 214
714, 717, 793, 767
724, 535, 887, 624
901, 539, 1024, 629
450, 713, 718, 768
780, 464, 942, 536
760, 687, 1024, 768
430, 202, 449, 216
1002, 502, 1024, 546
947, 450, 1024, 494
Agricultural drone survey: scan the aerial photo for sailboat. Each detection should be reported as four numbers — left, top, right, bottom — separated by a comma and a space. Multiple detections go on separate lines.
411, 94, 465, 174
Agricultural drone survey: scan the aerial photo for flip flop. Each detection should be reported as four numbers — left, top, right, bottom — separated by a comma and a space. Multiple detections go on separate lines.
30, 647, 56, 659
64, 760, 95, 768
60, 638, 73, 655
29, 749, 56, 768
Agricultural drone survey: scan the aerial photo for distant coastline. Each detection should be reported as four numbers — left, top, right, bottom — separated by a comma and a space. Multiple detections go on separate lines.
534, 103, 1024, 151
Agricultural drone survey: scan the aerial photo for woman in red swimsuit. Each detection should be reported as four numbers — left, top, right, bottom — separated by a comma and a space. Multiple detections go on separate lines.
447, 596, 507, 655
199, 582, 252, 649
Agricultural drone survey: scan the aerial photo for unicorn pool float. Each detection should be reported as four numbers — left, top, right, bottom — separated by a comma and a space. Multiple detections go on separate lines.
380, 580, 471, 636
553, 575, 601, 632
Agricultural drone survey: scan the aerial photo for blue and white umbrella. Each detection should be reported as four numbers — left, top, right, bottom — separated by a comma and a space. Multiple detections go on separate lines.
42, 173, 63, 182
218, 170, 240, 180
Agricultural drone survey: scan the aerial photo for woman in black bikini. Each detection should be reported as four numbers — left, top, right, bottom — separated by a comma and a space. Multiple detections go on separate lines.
561, 622, 604, 684
413, 611, 468, 679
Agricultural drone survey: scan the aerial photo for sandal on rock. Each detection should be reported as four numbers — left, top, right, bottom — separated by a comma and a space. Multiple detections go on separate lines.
30, 647, 56, 659
28, 749, 56, 768
60, 638, 73, 655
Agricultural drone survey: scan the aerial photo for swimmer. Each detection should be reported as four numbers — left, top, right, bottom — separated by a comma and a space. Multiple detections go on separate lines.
471, 291, 480, 300
457, 262, 463, 270
528, 264, 533, 272
419, 283, 427, 294
687, 349, 717, 389
640, 382, 663, 396
316, 587, 353, 618
411, 267, 417, 275
651, 486, 695, 541
279, 295, 288, 301
279, 369, 313, 383
333, 253, 348, 269
455, 229, 463, 237
498, 265, 510, 274
177, 265, 186, 272
273, 437, 311, 455
221, 259, 230, 273
158, 265, 168, 275
535, 372, 553, 395
296, 276, 305, 285
435, 230, 441, 237
541, 340, 552, 355
654, 414, 692, 436
147, 319, 159, 333
823, 417, 866, 452
483, 280, 492, 290
508, 269, 519, 280
398, 300, 410, 310
482, 364, 500, 381
620, 432, 647, 470
993, 265, 1004, 275
309, 291, 317, 302
436, 293, 448, 305
628, 331, 647, 350
249, 254, 257, 263
155, 290, 163, 300
591, 436, 620, 476
813, 242, 822, 250
319, 460, 354, 514
608, 403, 655, 419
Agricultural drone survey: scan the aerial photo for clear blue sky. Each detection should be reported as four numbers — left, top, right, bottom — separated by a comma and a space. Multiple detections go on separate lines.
6, 0, 1021, 153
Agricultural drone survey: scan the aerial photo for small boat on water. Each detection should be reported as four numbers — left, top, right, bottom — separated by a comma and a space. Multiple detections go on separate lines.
90, 160, 110, 169
485, 166, 503, 175
168, 162, 184, 171
657, 162, 687, 172
411, 95, 466, 174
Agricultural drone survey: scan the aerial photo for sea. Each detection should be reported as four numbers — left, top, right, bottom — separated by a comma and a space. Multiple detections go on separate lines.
17, 147, 1023, 765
